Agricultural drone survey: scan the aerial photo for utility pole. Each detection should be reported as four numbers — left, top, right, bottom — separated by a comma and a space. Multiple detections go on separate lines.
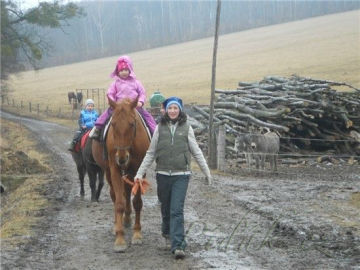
208, 0, 221, 169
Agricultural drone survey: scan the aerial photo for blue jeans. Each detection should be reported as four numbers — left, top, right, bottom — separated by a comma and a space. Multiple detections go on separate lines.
156, 173, 189, 252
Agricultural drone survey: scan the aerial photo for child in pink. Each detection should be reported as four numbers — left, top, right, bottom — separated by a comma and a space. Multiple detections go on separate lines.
91, 55, 157, 139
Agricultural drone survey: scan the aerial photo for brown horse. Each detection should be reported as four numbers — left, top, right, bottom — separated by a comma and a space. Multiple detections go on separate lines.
92, 98, 150, 252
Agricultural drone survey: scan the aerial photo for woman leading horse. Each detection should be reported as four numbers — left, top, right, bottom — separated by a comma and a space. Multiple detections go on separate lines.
92, 97, 150, 252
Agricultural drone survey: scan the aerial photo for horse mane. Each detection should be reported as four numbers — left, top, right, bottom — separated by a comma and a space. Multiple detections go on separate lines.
111, 98, 136, 117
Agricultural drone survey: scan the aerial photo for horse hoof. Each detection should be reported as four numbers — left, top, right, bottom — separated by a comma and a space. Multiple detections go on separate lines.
114, 243, 127, 252
132, 231, 143, 245
131, 238, 142, 245
124, 219, 132, 228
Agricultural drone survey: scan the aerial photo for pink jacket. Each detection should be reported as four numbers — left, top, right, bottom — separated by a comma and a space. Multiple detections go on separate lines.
107, 56, 146, 105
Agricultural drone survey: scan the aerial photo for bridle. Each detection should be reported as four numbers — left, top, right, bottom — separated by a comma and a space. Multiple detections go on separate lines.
113, 118, 137, 151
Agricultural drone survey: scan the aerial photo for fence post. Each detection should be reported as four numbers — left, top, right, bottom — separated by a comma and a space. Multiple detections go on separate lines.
217, 125, 226, 171
58, 108, 61, 118
46, 106, 49, 117
97, 88, 100, 108
37, 104, 40, 115
29, 102, 32, 112
7, 97, 9, 105
209, 126, 218, 169
12, 99, 15, 107
20, 100, 23, 109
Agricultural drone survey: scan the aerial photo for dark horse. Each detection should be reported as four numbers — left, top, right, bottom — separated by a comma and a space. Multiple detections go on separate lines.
92, 98, 150, 252
68, 91, 76, 104
71, 136, 104, 202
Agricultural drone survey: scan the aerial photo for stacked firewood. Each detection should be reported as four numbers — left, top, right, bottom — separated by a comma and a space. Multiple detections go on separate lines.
191, 75, 360, 159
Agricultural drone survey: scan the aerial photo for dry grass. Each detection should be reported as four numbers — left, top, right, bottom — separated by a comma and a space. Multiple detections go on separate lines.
0, 119, 51, 248
6, 10, 360, 111
0, 176, 48, 245
0, 119, 51, 166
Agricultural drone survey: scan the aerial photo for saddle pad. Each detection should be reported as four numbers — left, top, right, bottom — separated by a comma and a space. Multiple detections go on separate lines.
80, 130, 91, 149
136, 110, 151, 141
74, 140, 81, 152
103, 116, 112, 141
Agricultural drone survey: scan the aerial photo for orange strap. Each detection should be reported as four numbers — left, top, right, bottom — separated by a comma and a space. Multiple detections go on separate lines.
122, 176, 150, 195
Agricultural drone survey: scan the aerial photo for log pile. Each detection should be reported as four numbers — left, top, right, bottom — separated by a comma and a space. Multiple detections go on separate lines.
191, 75, 360, 160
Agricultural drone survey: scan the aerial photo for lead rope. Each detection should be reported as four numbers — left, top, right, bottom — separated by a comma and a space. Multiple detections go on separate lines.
122, 175, 150, 195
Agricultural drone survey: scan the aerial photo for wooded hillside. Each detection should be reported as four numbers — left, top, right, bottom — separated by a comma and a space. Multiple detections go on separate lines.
39, 1, 359, 67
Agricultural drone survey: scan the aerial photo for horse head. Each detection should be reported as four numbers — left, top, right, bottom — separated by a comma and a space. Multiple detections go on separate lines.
108, 97, 138, 169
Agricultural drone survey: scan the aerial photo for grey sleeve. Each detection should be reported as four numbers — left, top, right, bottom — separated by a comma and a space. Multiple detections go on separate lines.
188, 126, 211, 179
135, 125, 159, 179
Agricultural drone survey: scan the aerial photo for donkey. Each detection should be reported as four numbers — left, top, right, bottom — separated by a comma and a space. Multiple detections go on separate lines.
249, 131, 280, 172
236, 131, 280, 172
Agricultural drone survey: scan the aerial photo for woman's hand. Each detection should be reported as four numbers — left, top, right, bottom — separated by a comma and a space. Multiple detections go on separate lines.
136, 101, 143, 108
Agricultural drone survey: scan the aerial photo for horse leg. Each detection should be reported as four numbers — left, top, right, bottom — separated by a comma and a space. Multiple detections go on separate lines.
124, 182, 132, 228
106, 168, 115, 203
110, 165, 127, 252
77, 165, 85, 197
95, 169, 104, 201
88, 169, 97, 202
131, 189, 143, 245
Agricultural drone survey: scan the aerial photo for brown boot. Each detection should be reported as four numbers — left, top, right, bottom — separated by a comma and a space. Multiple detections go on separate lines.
68, 140, 76, 152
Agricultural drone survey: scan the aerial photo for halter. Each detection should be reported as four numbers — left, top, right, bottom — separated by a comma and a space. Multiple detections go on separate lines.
113, 118, 137, 151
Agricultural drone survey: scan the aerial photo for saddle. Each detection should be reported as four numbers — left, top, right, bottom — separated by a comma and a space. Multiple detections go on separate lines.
102, 110, 151, 142
74, 130, 91, 152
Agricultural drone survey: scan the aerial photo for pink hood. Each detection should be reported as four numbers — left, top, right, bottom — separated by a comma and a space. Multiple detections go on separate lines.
107, 55, 146, 105
110, 55, 136, 79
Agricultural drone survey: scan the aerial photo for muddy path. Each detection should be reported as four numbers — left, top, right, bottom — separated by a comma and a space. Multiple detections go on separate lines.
1, 111, 359, 270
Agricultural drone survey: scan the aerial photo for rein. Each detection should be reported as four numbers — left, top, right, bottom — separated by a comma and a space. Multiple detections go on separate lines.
113, 118, 137, 151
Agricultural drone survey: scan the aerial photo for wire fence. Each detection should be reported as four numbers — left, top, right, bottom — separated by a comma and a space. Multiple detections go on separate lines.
1, 89, 107, 121
213, 124, 360, 176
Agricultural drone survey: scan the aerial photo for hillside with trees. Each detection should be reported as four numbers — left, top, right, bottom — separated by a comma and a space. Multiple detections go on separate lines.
29, 1, 360, 67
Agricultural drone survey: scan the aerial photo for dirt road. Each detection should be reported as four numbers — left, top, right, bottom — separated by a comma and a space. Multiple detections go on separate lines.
1, 112, 359, 270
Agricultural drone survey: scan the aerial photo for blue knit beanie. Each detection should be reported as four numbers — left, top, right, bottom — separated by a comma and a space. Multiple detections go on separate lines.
163, 97, 183, 112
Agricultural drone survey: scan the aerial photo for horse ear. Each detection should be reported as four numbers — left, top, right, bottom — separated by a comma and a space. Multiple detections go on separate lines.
108, 96, 117, 109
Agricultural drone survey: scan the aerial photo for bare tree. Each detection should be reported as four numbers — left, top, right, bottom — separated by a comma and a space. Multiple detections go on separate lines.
88, 1, 114, 55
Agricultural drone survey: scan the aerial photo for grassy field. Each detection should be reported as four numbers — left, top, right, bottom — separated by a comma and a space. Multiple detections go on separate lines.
6, 10, 360, 111
0, 119, 51, 247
